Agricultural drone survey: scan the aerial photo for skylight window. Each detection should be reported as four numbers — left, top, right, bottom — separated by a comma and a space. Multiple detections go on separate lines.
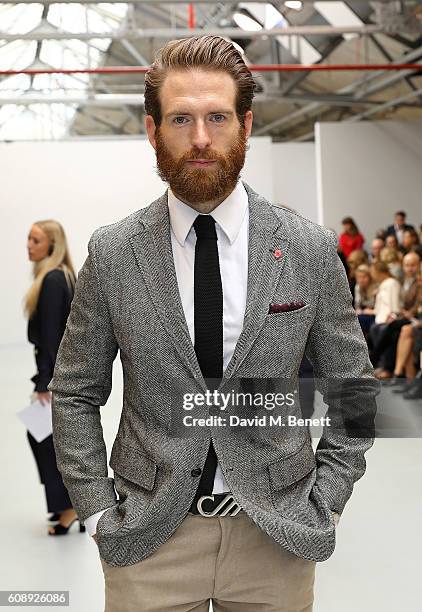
284, 1, 303, 10
314, 1, 363, 40
233, 12, 263, 32
0, 4, 44, 34
0, 3, 128, 140
240, 2, 321, 65
47, 3, 127, 34
265, 4, 287, 29
0, 40, 37, 71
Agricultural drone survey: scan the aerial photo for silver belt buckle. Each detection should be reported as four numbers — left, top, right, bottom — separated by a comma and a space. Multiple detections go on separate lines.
196, 493, 242, 517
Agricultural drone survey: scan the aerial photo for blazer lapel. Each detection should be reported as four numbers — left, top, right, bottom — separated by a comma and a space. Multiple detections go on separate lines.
222, 182, 290, 383
128, 183, 290, 390
129, 192, 206, 388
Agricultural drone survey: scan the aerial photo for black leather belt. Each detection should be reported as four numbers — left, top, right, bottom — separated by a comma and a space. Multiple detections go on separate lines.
189, 492, 243, 517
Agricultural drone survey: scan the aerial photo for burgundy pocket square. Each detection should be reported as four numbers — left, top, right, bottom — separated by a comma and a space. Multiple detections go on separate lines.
269, 301, 306, 314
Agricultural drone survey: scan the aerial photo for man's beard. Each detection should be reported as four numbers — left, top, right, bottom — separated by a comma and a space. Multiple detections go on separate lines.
155, 126, 247, 205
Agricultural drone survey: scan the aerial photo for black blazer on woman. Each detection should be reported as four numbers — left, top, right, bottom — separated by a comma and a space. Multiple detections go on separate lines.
28, 269, 74, 392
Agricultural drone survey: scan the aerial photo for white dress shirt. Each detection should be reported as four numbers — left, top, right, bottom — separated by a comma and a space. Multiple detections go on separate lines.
85, 180, 249, 536
394, 224, 404, 245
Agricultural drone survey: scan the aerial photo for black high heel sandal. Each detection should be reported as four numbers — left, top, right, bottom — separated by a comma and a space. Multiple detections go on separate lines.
47, 513, 60, 522
48, 518, 86, 536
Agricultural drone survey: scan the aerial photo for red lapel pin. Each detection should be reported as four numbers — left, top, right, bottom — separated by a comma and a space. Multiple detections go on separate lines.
273, 249, 282, 259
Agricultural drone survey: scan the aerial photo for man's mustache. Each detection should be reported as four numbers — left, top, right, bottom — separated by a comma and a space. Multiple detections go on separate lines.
179, 151, 222, 162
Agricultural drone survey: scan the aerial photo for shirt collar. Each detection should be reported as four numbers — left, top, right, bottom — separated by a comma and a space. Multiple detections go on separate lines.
167, 180, 248, 246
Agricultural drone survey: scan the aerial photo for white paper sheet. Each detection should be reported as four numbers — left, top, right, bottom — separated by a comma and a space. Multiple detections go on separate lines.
17, 398, 53, 442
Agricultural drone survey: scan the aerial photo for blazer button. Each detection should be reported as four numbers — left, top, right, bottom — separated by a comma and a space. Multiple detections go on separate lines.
191, 468, 202, 477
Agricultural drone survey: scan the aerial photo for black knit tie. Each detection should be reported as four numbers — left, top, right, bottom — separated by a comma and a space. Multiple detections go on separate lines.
191, 214, 223, 502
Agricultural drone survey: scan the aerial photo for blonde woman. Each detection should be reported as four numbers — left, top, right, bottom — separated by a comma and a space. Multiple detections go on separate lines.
354, 264, 377, 312
25, 220, 83, 535
346, 248, 368, 295
380, 246, 403, 281
354, 264, 377, 339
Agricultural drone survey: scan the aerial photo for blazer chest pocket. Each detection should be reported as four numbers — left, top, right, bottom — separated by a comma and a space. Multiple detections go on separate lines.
261, 304, 314, 349
267, 440, 316, 518
109, 440, 157, 491
265, 303, 312, 320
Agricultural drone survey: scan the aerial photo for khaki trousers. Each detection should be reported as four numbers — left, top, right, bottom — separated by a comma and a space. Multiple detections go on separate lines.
99, 510, 316, 612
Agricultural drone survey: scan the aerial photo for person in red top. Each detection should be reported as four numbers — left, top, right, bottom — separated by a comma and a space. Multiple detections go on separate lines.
338, 216, 365, 259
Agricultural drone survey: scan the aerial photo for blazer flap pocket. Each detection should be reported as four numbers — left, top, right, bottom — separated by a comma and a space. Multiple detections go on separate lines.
267, 441, 316, 490
109, 440, 157, 491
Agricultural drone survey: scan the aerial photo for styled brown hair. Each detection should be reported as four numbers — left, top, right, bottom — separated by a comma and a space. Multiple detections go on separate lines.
144, 35, 256, 127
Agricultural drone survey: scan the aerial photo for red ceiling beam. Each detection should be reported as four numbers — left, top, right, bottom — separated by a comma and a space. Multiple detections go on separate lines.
0, 63, 421, 76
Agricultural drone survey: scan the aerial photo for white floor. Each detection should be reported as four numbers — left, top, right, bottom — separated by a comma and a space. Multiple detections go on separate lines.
1, 343, 422, 612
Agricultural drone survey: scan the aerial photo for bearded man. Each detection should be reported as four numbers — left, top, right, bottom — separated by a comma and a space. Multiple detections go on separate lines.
49, 35, 378, 612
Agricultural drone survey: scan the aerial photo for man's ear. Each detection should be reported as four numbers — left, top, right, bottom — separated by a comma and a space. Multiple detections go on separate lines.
144, 115, 157, 150
244, 110, 253, 140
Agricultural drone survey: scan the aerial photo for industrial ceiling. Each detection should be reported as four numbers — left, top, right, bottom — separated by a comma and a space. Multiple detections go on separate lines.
0, 0, 421, 140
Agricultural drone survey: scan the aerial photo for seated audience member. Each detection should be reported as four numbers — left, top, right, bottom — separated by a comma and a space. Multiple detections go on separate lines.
390, 314, 422, 395
346, 249, 368, 298
373, 252, 421, 381
400, 228, 420, 255
370, 237, 385, 263
386, 210, 414, 245
385, 234, 401, 253
401, 323, 422, 399
354, 264, 377, 338
367, 261, 402, 377
380, 247, 403, 281
338, 216, 365, 259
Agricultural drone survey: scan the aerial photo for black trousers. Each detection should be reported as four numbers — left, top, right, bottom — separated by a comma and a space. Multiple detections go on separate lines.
26, 431, 72, 514
370, 319, 410, 371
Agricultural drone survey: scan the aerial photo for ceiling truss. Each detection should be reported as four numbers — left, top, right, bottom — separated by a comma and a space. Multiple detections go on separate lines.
0, 0, 421, 140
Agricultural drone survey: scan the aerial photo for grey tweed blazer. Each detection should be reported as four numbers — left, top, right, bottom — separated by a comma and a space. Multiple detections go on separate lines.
49, 181, 379, 567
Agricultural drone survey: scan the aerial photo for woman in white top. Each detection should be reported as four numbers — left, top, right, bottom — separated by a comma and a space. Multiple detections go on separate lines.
368, 261, 402, 378
370, 261, 402, 324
